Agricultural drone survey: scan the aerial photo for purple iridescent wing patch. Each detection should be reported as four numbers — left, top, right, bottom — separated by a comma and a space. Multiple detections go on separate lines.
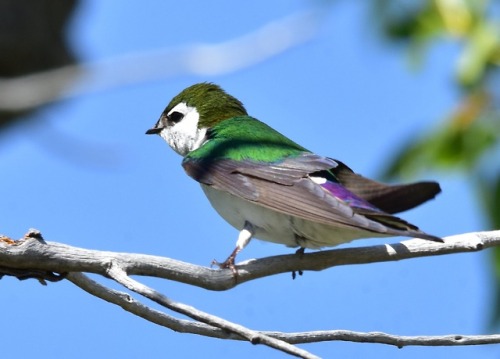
320, 180, 383, 213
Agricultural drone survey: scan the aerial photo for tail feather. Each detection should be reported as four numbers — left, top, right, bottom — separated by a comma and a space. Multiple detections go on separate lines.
355, 209, 444, 243
331, 160, 441, 214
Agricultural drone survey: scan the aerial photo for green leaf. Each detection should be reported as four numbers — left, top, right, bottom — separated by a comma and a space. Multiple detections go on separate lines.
457, 20, 500, 87
382, 111, 499, 179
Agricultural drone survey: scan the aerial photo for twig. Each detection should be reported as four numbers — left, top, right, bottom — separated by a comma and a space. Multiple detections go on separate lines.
105, 264, 320, 359
267, 330, 500, 347
67, 272, 500, 348
66, 272, 231, 338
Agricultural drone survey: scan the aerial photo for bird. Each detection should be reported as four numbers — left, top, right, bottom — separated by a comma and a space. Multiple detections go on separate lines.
146, 82, 442, 270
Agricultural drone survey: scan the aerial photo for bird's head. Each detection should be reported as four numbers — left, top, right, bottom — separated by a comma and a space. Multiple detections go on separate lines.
146, 82, 247, 156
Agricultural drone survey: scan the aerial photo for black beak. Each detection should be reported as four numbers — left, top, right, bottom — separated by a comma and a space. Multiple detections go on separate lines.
145, 126, 163, 135
146, 116, 167, 135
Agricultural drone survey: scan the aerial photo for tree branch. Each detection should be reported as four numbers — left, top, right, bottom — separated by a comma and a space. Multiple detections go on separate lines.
2, 229, 500, 358
66, 272, 234, 338
67, 273, 500, 348
0, 230, 497, 290
105, 264, 319, 359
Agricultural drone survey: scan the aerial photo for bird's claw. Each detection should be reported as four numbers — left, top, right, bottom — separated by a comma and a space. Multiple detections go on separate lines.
292, 247, 305, 279
211, 257, 238, 276
211, 246, 240, 276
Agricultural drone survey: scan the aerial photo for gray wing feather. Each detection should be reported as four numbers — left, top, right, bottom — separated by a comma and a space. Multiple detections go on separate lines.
183, 154, 394, 234
182, 153, 441, 240
234, 153, 338, 185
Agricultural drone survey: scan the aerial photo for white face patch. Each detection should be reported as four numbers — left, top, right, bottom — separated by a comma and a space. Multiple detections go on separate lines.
159, 102, 208, 156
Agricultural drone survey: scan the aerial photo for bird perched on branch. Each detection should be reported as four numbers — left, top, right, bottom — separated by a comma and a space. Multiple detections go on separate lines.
146, 83, 442, 270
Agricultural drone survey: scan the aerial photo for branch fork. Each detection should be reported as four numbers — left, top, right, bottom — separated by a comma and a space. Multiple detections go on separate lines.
1, 229, 499, 358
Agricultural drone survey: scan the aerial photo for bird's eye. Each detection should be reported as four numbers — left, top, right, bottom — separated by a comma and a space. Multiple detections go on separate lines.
169, 111, 184, 123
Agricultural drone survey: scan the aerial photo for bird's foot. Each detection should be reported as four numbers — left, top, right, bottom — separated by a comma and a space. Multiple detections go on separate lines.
211, 247, 240, 276
211, 257, 236, 273
295, 247, 305, 256
292, 247, 305, 279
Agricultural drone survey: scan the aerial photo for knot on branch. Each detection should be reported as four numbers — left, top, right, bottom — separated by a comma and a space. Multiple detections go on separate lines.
24, 228, 45, 242
1, 228, 45, 247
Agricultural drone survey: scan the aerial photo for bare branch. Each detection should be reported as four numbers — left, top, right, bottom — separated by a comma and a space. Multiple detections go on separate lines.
268, 330, 500, 347
105, 265, 319, 359
66, 272, 227, 337
2, 229, 500, 356
67, 274, 500, 348
0, 230, 497, 290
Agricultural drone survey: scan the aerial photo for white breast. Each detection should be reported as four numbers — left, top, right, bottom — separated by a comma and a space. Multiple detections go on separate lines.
201, 184, 384, 249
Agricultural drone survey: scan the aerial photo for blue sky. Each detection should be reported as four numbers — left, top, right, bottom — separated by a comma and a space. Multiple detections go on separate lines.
1, 1, 497, 358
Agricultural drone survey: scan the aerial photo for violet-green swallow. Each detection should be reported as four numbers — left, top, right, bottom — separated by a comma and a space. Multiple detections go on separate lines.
146, 83, 442, 268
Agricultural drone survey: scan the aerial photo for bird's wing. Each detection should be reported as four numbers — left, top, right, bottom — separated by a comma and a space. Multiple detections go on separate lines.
182, 153, 441, 241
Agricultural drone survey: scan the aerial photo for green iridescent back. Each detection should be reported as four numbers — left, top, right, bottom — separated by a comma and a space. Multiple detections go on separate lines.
185, 116, 308, 163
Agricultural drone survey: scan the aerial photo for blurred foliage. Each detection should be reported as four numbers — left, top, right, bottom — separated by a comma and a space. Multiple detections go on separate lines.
373, 0, 500, 326
384, 90, 498, 176
374, 0, 500, 87
0, 0, 79, 129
